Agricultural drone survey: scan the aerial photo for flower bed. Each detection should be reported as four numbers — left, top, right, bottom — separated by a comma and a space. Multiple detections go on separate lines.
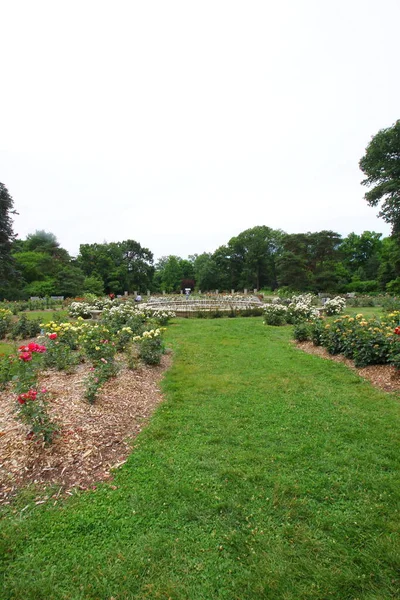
0, 355, 171, 505
293, 312, 400, 369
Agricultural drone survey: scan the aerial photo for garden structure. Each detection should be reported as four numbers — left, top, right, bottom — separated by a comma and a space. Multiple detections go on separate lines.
144, 294, 263, 317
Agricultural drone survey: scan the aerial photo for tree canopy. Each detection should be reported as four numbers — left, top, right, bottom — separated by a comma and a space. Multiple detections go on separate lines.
0, 183, 18, 289
360, 120, 400, 234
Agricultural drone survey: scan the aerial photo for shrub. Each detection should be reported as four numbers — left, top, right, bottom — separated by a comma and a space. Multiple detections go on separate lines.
323, 296, 346, 316
310, 318, 325, 346
293, 322, 312, 342
315, 313, 399, 367
10, 315, 41, 340
84, 360, 119, 404
0, 308, 12, 339
15, 388, 58, 445
286, 294, 319, 324
0, 353, 18, 389
133, 329, 165, 365
13, 342, 58, 444
263, 304, 288, 326
43, 336, 79, 372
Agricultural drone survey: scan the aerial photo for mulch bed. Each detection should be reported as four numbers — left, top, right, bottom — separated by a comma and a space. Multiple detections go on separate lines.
295, 341, 400, 393
0, 355, 171, 506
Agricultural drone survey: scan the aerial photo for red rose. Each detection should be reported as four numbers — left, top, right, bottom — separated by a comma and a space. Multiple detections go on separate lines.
19, 352, 32, 362
49, 333, 57, 340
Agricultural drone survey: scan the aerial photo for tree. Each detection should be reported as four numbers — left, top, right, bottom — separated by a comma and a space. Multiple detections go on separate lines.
56, 265, 85, 298
227, 226, 283, 290
191, 253, 221, 291
83, 275, 104, 296
23, 230, 69, 261
276, 231, 342, 292
157, 255, 182, 292
360, 120, 400, 234
0, 182, 18, 288
13, 251, 55, 283
340, 231, 383, 281
77, 240, 154, 294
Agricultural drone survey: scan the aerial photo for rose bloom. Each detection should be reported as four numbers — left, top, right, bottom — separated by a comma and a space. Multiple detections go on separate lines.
17, 389, 37, 403
49, 333, 57, 340
19, 351, 32, 362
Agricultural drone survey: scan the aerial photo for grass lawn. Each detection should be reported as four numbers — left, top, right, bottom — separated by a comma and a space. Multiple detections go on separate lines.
1, 317, 399, 599
19, 309, 69, 323
0, 342, 16, 355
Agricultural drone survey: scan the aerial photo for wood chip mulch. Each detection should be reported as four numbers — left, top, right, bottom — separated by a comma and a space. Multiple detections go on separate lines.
295, 341, 400, 394
0, 355, 171, 505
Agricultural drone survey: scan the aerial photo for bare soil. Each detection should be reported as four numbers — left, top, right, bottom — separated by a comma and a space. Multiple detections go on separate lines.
0, 355, 171, 505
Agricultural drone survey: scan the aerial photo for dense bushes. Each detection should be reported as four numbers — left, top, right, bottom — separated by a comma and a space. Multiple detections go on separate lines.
293, 312, 400, 368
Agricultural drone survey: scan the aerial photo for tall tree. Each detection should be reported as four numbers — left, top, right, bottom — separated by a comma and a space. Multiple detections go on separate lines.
77, 240, 154, 293
227, 226, 283, 290
0, 183, 18, 288
340, 231, 382, 281
360, 120, 400, 235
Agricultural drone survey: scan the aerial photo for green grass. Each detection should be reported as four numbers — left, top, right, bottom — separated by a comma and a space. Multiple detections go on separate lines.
19, 309, 69, 323
0, 341, 16, 355
1, 318, 399, 599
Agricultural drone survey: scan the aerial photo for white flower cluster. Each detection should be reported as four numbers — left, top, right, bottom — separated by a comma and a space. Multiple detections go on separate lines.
287, 294, 319, 322
263, 303, 288, 325
264, 303, 288, 315
69, 298, 114, 318
323, 296, 346, 316
69, 302, 93, 318
140, 306, 176, 323
104, 303, 139, 318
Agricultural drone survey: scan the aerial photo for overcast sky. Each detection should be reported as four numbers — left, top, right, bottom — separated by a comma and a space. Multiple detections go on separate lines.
1, 0, 399, 260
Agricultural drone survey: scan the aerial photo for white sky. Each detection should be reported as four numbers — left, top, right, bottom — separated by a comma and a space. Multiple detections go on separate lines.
1, 0, 399, 259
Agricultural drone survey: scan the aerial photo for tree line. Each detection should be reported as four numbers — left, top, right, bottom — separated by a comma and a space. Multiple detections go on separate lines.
1, 119, 399, 299
1, 221, 400, 300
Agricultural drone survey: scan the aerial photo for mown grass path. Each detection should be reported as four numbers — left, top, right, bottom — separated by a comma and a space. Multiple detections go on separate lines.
1, 318, 399, 599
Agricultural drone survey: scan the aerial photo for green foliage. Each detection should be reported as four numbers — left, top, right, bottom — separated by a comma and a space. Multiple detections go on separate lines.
78, 240, 154, 294
310, 317, 325, 346
386, 277, 400, 294
360, 120, 400, 234
0, 353, 18, 389
263, 303, 288, 325
24, 278, 57, 297
0, 308, 12, 339
83, 360, 119, 404
0, 182, 18, 292
43, 340, 78, 372
83, 274, 104, 296
316, 313, 399, 367
56, 265, 85, 298
133, 329, 165, 365
293, 321, 312, 342
10, 315, 41, 340
15, 389, 58, 445
79, 324, 117, 363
